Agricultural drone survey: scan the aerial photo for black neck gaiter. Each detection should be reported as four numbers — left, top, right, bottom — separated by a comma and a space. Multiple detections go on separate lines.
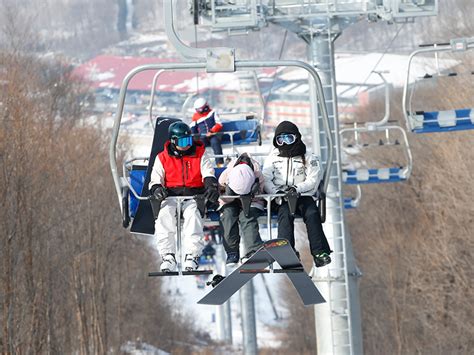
273, 121, 306, 158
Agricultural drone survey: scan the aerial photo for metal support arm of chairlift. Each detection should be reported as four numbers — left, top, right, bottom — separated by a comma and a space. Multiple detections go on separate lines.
402, 37, 474, 131
109, 2, 334, 214
148, 70, 165, 128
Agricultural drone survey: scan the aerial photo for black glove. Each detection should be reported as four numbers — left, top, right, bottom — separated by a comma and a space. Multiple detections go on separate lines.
285, 186, 297, 194
204, 185, 219, 204
250, 178, 260, 196
150, 184, 168, 200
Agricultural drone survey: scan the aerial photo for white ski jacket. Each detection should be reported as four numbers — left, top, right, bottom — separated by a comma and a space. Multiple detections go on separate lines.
262, 148, 322, 195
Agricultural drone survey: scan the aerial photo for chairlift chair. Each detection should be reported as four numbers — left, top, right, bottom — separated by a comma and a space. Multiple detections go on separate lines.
403, 37, 474, 133
110, 60, 333, 278
340, 72, 413, 184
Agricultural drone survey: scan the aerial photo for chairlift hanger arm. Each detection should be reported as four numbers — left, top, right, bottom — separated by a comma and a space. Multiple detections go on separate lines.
148, 70, 165, 128
365, 71, 390, 127
110, 60, 333, 211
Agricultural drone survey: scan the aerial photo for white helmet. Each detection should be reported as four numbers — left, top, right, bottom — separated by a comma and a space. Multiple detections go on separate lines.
193, 97, 207, 111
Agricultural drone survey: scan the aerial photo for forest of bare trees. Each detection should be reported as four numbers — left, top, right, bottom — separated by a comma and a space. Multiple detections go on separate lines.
0, 10, 213, 355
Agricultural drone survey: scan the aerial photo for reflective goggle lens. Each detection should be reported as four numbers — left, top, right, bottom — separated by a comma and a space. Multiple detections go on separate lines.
276, 133, 296, 146
175, 136, 193, 147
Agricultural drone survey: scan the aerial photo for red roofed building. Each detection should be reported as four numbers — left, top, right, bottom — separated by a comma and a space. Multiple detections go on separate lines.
73, 55, 200, 93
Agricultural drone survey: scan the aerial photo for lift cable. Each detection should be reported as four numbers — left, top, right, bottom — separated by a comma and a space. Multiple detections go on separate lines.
340, 24, 406, 119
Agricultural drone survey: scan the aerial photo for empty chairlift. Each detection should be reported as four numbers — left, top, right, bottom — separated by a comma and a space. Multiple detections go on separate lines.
403, 37, 474, 133
341, 72, 413, 184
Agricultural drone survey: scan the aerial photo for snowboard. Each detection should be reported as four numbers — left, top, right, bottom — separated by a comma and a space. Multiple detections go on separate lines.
198, 238, 325, 306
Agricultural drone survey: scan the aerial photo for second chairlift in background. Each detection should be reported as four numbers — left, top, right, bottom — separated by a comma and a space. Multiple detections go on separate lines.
403, 37, 474, 133
340, 72, 413, 185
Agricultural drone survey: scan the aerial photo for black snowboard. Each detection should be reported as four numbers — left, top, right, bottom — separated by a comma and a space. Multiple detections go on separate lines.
130, 117, 181, 235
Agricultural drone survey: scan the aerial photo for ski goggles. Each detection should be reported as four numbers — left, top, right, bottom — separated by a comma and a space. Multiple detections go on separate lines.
173, 135, 193, 148
196, 105, 210, 114
275, 133, 297, 146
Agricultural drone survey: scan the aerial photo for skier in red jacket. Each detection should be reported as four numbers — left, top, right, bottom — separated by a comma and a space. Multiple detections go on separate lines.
149, 121, 219, 272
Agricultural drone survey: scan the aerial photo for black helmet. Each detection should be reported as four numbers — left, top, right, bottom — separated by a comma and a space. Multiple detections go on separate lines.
168, 121, 193, 147
168, 121, 191, 139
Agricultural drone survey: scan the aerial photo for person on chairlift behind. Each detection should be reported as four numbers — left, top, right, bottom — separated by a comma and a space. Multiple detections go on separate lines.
149, 121, 220, 272
262, 121, 332, 267
218, 153, 264, 265
190, 97, 224, 166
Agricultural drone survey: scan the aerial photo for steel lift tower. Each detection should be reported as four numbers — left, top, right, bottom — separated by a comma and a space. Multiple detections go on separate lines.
192, 1, 438, 354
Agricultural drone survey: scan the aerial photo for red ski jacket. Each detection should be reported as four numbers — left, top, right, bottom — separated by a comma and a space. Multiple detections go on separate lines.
151, 141, 215, 189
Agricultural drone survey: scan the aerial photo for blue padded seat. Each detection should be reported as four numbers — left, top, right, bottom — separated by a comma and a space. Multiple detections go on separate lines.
130, 165, 147, 218
412, 108, 474, 133
220, 119, 260, 145
343, 168, 407, 184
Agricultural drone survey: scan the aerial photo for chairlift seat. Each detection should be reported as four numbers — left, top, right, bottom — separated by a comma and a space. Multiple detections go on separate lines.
412, 108, 474, 133
343, 168, 407, 184
220, 119, 260, 145
129, 165, 147, 218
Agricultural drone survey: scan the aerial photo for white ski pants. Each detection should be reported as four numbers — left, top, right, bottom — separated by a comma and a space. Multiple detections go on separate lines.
154, 198, 204, 257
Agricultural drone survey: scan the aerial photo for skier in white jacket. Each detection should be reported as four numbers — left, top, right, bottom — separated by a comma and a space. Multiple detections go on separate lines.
262, 121, 331, 267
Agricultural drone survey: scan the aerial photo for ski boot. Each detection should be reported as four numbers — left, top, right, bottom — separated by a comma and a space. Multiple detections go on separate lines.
313, 252, 331, 268
160, 254, 177, 272
184, 254, 200, 271
226, 252, 240, 266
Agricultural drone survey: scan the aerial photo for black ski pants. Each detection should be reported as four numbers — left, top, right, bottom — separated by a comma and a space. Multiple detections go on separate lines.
277, 196, 330, 255
220, 201, 263, 256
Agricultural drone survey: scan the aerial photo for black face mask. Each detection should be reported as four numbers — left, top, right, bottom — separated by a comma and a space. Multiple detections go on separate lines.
273, 121, 306, 158
277, 140, 306, 157
168, 142, 196, 157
